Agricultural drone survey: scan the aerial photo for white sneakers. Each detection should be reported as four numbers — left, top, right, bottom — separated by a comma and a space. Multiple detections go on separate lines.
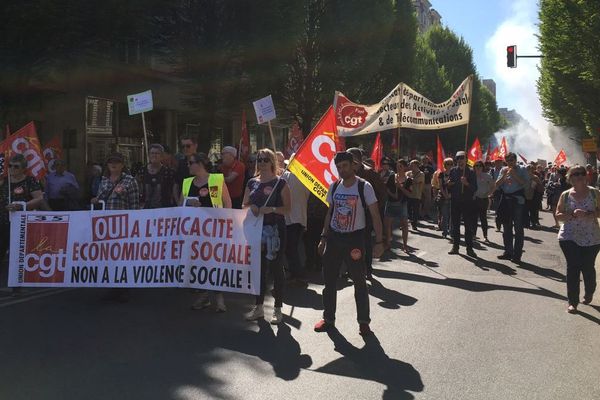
245, 305, 283, 324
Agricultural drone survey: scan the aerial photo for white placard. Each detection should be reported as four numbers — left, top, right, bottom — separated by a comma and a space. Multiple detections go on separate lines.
253, 95, 276, 124
127, 90, 154, 115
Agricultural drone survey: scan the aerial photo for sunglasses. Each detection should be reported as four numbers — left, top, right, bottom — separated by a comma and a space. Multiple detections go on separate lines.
9, 164, 22, 169
256, 157, 271, 163
571, 172, 586, 177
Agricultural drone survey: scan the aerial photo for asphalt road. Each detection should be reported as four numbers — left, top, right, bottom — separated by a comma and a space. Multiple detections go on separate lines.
0, 209, 598, 400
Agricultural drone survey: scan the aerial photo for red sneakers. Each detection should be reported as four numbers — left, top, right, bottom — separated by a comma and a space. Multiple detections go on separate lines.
314, 319, 334, 332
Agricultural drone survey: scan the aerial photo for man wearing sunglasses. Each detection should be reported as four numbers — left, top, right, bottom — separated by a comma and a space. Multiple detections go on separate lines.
447, 151, 478, 257
174, 136, 199, 203
495, 152, 530, 262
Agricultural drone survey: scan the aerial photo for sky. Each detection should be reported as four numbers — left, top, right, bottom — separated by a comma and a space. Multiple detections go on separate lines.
430, 0, 567, 161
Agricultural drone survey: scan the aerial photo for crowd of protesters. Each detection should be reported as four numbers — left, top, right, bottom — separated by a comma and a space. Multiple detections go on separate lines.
0, 136, 598, 329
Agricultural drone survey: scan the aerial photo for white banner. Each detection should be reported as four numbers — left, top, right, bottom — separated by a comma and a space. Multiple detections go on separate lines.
127, 90, 154, 115
8, 207, 263, 295
334, 76, 473, 137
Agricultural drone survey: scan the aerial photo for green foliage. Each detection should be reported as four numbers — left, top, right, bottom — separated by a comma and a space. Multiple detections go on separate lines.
537, 0, 600, 136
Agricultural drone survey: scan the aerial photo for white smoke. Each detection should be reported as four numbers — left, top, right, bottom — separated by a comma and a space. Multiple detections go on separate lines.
485, 0, 586, 165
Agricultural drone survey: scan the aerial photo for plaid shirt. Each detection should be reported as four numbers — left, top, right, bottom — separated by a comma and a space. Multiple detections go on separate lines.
96, 173, 140, 210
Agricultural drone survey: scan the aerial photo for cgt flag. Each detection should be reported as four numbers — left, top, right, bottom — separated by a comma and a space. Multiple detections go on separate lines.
0, 122, 46, 180
436, 135, 445, 172
467, 137, 482, 167
43, 135, 64, 174
288, 106, 343, 204
498, 137, 509, 161
238, 110, 250, 162
370, 133, 382, 172
285, 121, 304, 158
554, 149, 567, 167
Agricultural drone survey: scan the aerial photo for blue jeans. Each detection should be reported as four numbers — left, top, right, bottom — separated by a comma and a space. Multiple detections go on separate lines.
502, 200, 524, 257
438, 199, 451, 235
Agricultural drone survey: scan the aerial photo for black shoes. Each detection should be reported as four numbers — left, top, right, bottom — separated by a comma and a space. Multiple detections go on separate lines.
466, 248, 477, 258
448, 247, 459, 255
497, 253, 512, 260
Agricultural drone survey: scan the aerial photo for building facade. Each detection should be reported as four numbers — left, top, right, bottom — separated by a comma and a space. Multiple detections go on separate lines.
412, 0, 442, 33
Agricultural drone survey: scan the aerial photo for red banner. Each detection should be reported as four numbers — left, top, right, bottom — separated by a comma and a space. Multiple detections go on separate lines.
0, 122, 47, 179
370, 133, 382, 172
554, 149, 567, 167
43, 135, 64, 173
288, 106, 342, 204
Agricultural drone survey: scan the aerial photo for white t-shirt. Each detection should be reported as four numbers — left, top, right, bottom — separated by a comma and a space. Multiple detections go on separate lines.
326, 178, 377, 233
282, 171, 309, 227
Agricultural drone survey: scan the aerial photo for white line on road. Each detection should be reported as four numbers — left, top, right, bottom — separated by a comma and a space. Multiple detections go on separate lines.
0, 289, 73, 308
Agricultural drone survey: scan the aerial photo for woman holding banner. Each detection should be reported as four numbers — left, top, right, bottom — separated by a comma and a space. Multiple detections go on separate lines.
243, 148, 291, 325
180, 152, 232, 313
0, 154, 44, 293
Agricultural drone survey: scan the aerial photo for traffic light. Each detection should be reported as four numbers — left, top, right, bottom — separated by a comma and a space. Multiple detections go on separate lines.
507, 45, 517, 68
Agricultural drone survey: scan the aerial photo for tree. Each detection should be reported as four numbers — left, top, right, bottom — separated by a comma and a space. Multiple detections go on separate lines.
537, 0, 600, 136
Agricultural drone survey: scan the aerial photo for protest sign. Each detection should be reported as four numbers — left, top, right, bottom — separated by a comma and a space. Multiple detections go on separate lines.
127, 90, 154, 115
253, 95, 276, 124
9, 207, 263, 295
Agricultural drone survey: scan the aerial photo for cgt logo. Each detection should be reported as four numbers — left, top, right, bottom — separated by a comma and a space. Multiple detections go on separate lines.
335, 95, 368, 129
23, 217, 70, 283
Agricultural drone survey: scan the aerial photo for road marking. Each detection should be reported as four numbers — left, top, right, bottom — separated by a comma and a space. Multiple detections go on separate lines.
0, 289, 73, 308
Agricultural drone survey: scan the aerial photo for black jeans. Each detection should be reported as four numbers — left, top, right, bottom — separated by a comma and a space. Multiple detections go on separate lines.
322, 230, 370, 324
256, 226, 286, 308
285, 223, 304, 278
304, 217, 324, 270
559, 240, 599, 306
450, 199, 476, 249
407, 198, 420, 228
474, 197, 489, 238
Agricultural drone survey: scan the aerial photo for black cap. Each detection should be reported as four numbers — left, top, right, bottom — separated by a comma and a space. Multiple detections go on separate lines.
334, 151, 355, 165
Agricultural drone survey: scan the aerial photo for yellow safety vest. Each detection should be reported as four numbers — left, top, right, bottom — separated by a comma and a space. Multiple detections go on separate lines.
181, 174, 224, 208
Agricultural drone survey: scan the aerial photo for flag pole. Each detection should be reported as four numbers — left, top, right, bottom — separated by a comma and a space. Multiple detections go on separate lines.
462, 75, 474, 192
267, 120, 277, 153
141, 112, 150, 163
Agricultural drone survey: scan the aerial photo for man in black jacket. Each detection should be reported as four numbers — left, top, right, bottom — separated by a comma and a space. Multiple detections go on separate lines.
447, 151, 478, 258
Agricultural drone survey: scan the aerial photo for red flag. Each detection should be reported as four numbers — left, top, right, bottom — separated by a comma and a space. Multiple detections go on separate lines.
285, 121, 304, 158
518, 153, 528, 164
436, 135, 445, 172
391, 132, 398, 153
498, 137, 508, 160
43, 135, 64, 173
467, 137, 483, 166
288, 106, 343, 204
238, 110, 250, 162
370, 133, 382, 172
485, 142, 492, 162
554, 149, 567, 167
490, 146, 500, 161
0, 122, 46, 179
